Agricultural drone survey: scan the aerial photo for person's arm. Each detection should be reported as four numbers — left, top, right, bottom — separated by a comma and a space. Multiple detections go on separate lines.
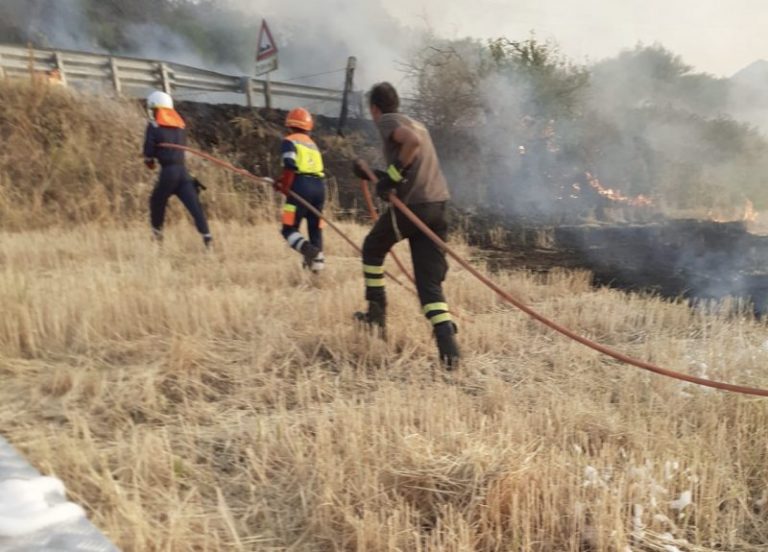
142, 124, 157, 169
374, 119, 421, 200
390, 126, 421, 170
277, 139, 297, 194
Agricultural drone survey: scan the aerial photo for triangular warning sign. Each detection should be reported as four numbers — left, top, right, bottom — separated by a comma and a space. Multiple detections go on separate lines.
256, 19, 278, 62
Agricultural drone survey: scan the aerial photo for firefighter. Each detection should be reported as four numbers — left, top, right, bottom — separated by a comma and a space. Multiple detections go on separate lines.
274, 107, 326, 272
143, 90, 212, 248
354, 82, 460, 369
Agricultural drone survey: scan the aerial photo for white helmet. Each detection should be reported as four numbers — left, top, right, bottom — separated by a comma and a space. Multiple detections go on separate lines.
147, 90, 174, 110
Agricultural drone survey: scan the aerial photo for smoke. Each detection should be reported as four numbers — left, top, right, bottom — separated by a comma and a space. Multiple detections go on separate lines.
219, 0, 417, 89
426, 40, 768, 219
404, 37, 768, 307
0, 0, 418, 92
0, 0, 97, 52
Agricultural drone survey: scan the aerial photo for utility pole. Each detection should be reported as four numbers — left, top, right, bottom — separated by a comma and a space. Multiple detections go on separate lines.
337, 56, 356, 136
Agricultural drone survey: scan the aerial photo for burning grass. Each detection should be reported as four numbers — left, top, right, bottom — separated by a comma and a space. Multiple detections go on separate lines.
2, 220, 768, 551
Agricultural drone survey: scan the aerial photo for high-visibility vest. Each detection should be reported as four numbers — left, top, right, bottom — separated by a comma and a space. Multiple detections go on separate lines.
285, 133, 324, 177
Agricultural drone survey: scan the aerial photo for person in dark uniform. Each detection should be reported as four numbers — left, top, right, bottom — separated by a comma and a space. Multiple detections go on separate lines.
354, 82, 460, 369
274, 107, 326, 272
143, 90, 212, 248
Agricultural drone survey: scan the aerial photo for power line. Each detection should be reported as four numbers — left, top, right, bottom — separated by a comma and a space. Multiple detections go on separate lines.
280, 68, 345, 83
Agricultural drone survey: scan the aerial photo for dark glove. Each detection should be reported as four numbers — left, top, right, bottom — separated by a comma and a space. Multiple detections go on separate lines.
384, 161, 408, 184
192, 177, 206, 195
374, 169, 397, 201
144, 158, 156, 170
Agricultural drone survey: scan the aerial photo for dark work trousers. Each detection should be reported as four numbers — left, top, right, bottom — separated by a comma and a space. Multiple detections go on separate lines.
149, 165, 210, 236
280, 176, 325, 251
362, 201, 453, 327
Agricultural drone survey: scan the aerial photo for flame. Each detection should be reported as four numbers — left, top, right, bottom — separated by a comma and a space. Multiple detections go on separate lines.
743, 199, 758, 223
585, 172, 654, 207
707, 199, 758, 224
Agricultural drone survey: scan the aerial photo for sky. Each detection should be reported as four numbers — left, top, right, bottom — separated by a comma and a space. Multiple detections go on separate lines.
384, 0, 766, 77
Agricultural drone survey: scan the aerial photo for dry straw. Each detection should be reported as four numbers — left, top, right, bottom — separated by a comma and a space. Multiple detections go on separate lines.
2, 80, 768, 551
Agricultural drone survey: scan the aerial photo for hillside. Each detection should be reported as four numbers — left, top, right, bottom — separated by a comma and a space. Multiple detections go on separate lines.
0, 80, 376, 230
2, 80, 768, 551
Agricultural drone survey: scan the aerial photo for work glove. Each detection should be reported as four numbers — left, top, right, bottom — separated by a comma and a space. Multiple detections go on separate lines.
376, 161, 409, 201
192, 177, 206, 195
374, 169, 397, 201
384, 161, 407, 184
144, 158, 156, 170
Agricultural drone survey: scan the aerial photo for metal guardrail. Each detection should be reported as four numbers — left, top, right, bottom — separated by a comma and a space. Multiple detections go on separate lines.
0, 44, 361, 113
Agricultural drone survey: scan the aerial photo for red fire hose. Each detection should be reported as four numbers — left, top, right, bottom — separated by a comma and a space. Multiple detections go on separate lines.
161, 143, 768, 397
158, 143, 416, 295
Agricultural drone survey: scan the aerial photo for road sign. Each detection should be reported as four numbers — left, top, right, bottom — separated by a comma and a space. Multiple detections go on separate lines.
256, 19, 277, 62
255, 57, 278, 76
255, 19, 278, 76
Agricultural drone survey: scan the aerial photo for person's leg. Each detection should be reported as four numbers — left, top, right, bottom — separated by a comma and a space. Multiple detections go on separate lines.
408, 203, 459, 369
176, 175, 212, 246
281, 193, 319, 266
148, 172, 174, 242
356, 207, 412, 332
305, 182, 326, 271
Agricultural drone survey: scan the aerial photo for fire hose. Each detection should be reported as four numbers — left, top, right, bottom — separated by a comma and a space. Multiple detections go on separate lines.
158, 143, 415, 295
160, 143, 768, 397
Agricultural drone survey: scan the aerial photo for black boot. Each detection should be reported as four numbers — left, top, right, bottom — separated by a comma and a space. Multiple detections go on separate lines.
299, 241, 320, 268
434, 321, 460, 370
203, 234, 213, 249
354, 301, 386, 339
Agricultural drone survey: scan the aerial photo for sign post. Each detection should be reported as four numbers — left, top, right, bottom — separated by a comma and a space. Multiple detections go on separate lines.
337, 56, 357, 136
255, 19, 278, 109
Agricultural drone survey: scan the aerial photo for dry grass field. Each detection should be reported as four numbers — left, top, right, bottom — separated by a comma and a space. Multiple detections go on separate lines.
2, 219, 768, 551
2, 80, 768, 551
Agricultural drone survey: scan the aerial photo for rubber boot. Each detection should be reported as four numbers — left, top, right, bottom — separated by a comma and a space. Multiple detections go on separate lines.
299, 241, 320, 268
434, 321, 460, 370
310, 252, 325, 273
354, 300, 386, 339
203, 234, 213, 250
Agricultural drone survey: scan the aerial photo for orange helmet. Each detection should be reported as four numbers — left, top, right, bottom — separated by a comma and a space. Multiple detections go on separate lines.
285, 107, 313, 131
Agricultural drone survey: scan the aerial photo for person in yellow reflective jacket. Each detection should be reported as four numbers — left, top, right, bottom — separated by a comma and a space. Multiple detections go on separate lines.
273, 107, 326, 272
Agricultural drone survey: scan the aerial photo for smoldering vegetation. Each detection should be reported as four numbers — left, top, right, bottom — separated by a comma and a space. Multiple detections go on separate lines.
406, 37, 768, 218
403, 36, 768, 310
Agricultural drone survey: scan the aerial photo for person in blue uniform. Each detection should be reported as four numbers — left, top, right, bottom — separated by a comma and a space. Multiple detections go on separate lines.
142, 90, 212, 248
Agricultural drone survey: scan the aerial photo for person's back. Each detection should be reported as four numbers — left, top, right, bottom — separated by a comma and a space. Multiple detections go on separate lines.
375, 112, 450, 205
144, 123, 186, 168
